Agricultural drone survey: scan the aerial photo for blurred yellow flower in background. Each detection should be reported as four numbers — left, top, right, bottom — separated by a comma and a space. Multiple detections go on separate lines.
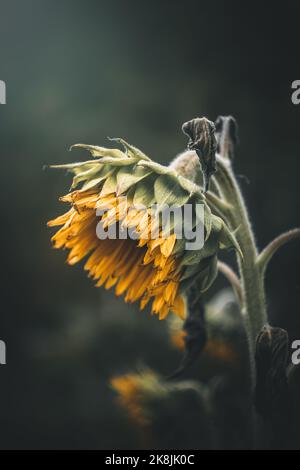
110, 371, 164, 427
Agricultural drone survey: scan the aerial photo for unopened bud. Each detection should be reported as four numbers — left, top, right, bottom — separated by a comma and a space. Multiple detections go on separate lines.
255, 325, 291, 429
215, 115, 238, 161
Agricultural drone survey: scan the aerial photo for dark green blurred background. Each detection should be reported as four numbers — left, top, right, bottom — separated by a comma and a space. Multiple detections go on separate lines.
0, 0, 299, 449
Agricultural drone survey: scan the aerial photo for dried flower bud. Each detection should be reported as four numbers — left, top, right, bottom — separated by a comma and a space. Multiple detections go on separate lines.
182, 117, 217, 192
255, 325, 291, 431
214, 115, 238, 161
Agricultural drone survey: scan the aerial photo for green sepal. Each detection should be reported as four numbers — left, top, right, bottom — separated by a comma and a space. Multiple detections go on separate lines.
80, 174, 110, 192
70, 143, 126, 159
138, 160, 205, 199
116, 165, 152, 195
73, 164, 113, 190
87, 156, 138, 166
172, 239, 186, 257
137, 160, 170, 176
154, 174, 190, 209
133, 174, 156, 207
50, 160, 103, 172
100, 172, 118, 197
214, 216, 243, 260
179, 255, 218, 294
108, 137, 151, 161
180, 228, 220, 267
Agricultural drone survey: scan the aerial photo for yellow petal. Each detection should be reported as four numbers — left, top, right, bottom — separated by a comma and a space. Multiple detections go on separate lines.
160, 233, 176, 258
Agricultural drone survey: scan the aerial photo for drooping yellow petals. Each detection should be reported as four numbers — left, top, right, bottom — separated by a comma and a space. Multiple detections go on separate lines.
171, 295, 186, 320
48, 189, 186, 320
160, 233, 177, 258
47, 208, 75, 227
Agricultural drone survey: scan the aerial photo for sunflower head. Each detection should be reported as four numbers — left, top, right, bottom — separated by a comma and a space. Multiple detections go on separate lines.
110, 370, 167, 427
48, 136, 241, 320
110, 369, 207, 433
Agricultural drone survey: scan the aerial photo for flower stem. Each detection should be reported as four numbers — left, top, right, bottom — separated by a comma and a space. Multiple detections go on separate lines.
217, 260, 243, 304
213, 155, 268, 380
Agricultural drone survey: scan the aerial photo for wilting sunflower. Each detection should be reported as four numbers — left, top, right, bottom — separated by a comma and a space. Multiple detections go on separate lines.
48, 134, 240, 320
